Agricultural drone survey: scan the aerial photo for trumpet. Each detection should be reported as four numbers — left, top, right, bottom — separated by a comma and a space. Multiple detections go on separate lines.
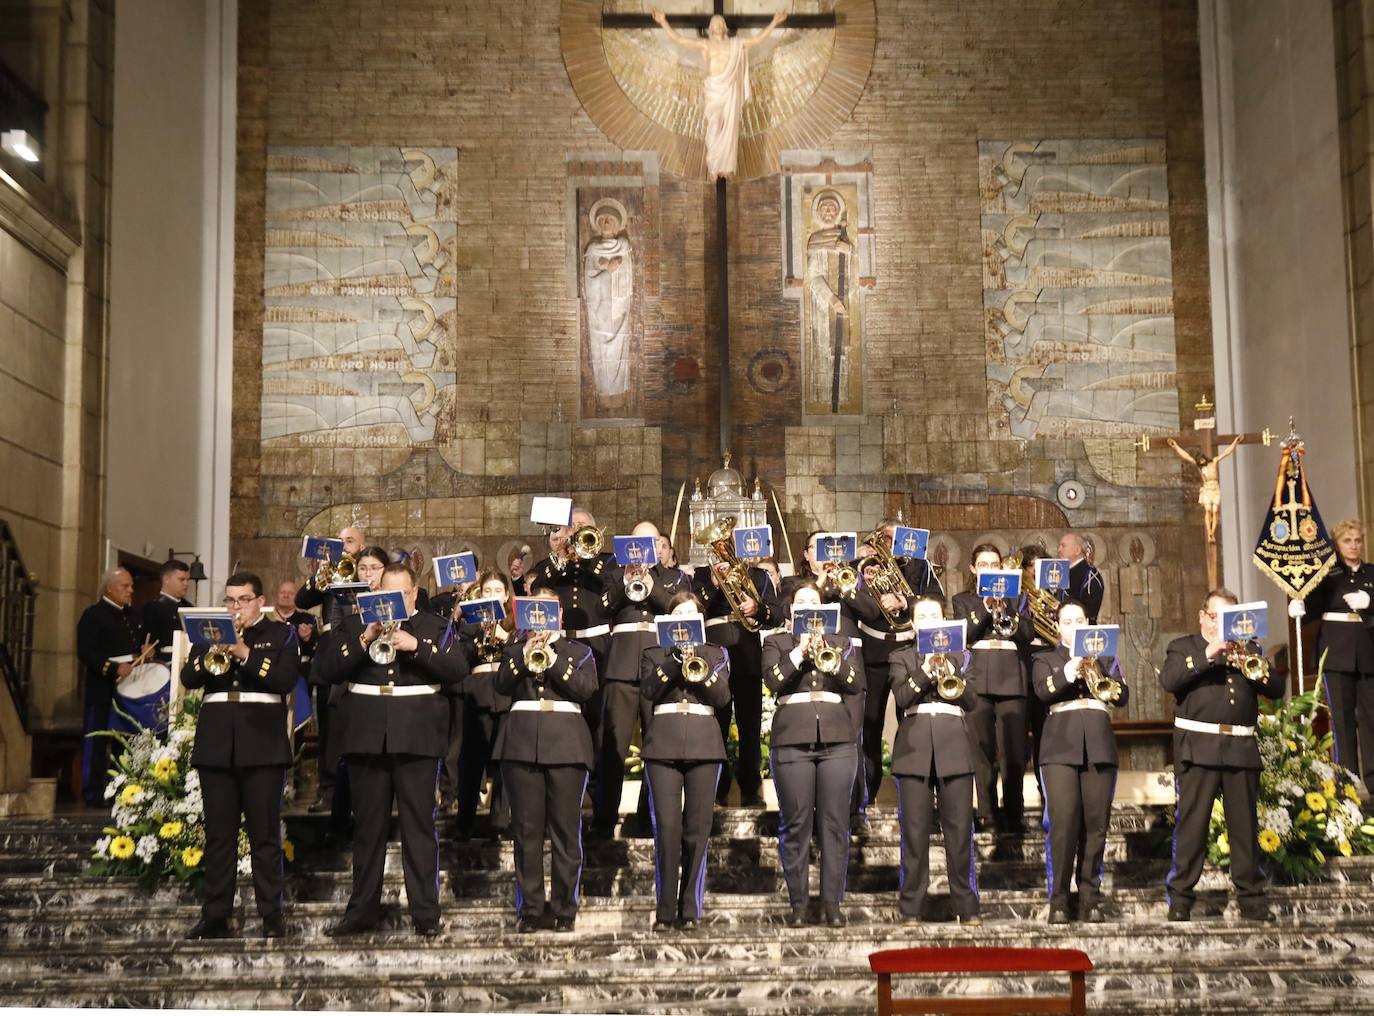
524, 634, 553, 675
807, 633, 842, 675
929, 653, 966, 700
625, 565, 651, 603
860, 527, 915, 631
204, 613, 244, 676
990, 552, 1022, 639
1226, 643, 1271, 681
681, 644, 710, 682
826, 561, 859, 596
368, 621, 399, 664
694, 515, 763, 632
571, 524, 606, 561
1081, 656, 1122, 704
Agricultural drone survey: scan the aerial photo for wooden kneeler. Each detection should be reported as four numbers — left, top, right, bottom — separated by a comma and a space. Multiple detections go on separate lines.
868, 946, 1092, 1015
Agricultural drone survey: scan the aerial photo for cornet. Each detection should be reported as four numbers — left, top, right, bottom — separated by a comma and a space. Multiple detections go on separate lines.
205, 613, 244, 676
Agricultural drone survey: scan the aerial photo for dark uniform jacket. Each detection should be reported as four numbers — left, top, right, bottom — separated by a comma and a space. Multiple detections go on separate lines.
846, 557, 944, 665
76, 598, 144, 693
425, 588, 460, 623
639, 645, 732, 761
603, 565, 692, 681
952, 591, 1032, 697
492, 636, 600, 767
1309, 561, 1374, 673
762, 632, 862, 746
280, 608, 320, 673
182, 616, 298, 768
888, 647, 977, 778
1159, 633, 1284, 769
1066, 560, 1105, 623
530, 553, 619, 658
295, 574, 362, 631
314, 611, 466, 758
457, 621, 513, 713
692, 565, 780, 649
1032, 645, 1128, 767
141, 593, 191, 659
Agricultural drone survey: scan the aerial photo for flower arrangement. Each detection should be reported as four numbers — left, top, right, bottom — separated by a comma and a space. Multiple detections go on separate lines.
87, 692, 294, 888
1208, 686, 1374, 882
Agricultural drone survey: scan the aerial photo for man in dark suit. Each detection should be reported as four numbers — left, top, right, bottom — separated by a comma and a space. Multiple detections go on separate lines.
1057, 532, 1104, 623
594, 523, 690, 838
75, 568, 144, 806
314, 562, 466, 937
141, 559, 192, 665
693, 542, 778, 807
181, 572, 299, 939
1160, 587, 1285, 922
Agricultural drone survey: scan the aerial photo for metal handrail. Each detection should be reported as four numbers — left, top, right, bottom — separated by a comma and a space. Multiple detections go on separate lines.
0, 520, 38, 732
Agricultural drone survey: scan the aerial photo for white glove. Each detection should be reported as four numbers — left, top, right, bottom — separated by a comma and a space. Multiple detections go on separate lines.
1288, 599, 1306, 619
1064, 657, 1082, 683
1345, 590, 1371, 611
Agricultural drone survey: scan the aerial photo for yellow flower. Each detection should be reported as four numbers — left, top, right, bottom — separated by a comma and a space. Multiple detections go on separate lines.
153, 758, 178, 782
1340, 840, 1353, 857
180, 846, 203, 867
1346, 784, 1361, 802
109, 835, 136, 860
282, 839, 295, 863
158, 821, 183, 840
1298, 810, 1313, 824
1286, 740, 1298, 752
119, 784, 143, 806
1216, 832, 1230, 855
1306, 792, 1328, 813
1258, 829, 1281, 853
1322, 779, 1337, 799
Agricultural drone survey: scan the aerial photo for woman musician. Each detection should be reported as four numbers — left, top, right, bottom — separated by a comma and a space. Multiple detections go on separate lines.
453, 568, 516, 839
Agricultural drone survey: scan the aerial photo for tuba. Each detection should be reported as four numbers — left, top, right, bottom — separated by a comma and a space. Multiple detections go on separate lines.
860, 527, 916, 631
930, 653, 966, 701
694, 515, 763, 632
204, 613, 244, 676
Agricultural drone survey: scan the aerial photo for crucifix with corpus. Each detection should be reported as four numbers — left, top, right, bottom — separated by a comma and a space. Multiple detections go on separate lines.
600, 1, 834, 455
1135, 393, 1274, 588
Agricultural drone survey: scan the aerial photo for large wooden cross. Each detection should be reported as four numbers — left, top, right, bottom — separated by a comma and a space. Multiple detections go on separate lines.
1136, 394, 1274, 588
600, 2, 836, 456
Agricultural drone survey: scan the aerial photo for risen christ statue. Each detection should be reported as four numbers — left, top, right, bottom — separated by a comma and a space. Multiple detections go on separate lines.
651, 6, 789, 180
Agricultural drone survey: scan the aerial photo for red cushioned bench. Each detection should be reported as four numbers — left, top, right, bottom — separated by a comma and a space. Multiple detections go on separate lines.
868, 947, 1093, 1015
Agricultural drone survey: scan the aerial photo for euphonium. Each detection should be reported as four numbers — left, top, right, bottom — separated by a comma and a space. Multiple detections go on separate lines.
860, 527, 916, 631
1227, 644, 1271, 681
1083, 656, 1122, 703
570, 524, 605, 560
930, 653, 966, 700
681, 644, 710, 682
524, 635, 553, 675
368, 621, 399, 664
204, 612, 243, 676
693, 515, 763, 632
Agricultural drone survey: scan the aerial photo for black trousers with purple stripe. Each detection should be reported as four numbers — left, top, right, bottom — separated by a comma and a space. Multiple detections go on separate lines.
895, 769, 978, 919
1040, 762, 1115, 912
343, 752, 442, 927
645, 759, 720, 923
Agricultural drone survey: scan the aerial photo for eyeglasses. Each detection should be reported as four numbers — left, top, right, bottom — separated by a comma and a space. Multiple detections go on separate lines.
224, 595, 259, 607
1202, 610, 1218, 620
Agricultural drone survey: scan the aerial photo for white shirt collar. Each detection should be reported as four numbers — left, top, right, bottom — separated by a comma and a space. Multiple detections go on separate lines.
102, 596, 124, 609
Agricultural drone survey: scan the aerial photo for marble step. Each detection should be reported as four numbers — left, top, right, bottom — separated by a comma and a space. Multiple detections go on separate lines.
3, 951, 1373, 1013
4, 885, 1374, 940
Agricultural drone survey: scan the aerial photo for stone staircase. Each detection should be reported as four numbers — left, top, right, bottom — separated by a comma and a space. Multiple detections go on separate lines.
2, 805, 1373, 1013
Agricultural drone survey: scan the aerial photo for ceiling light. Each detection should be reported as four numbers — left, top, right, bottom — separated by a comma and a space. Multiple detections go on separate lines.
1, 130, 40, 163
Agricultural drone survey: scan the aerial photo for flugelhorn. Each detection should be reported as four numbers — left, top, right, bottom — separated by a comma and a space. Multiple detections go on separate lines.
368, 621, 399, 664
205, 612, 244, 676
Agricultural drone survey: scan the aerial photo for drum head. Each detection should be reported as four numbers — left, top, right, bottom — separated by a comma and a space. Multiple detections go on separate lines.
119, 661, 171, 699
